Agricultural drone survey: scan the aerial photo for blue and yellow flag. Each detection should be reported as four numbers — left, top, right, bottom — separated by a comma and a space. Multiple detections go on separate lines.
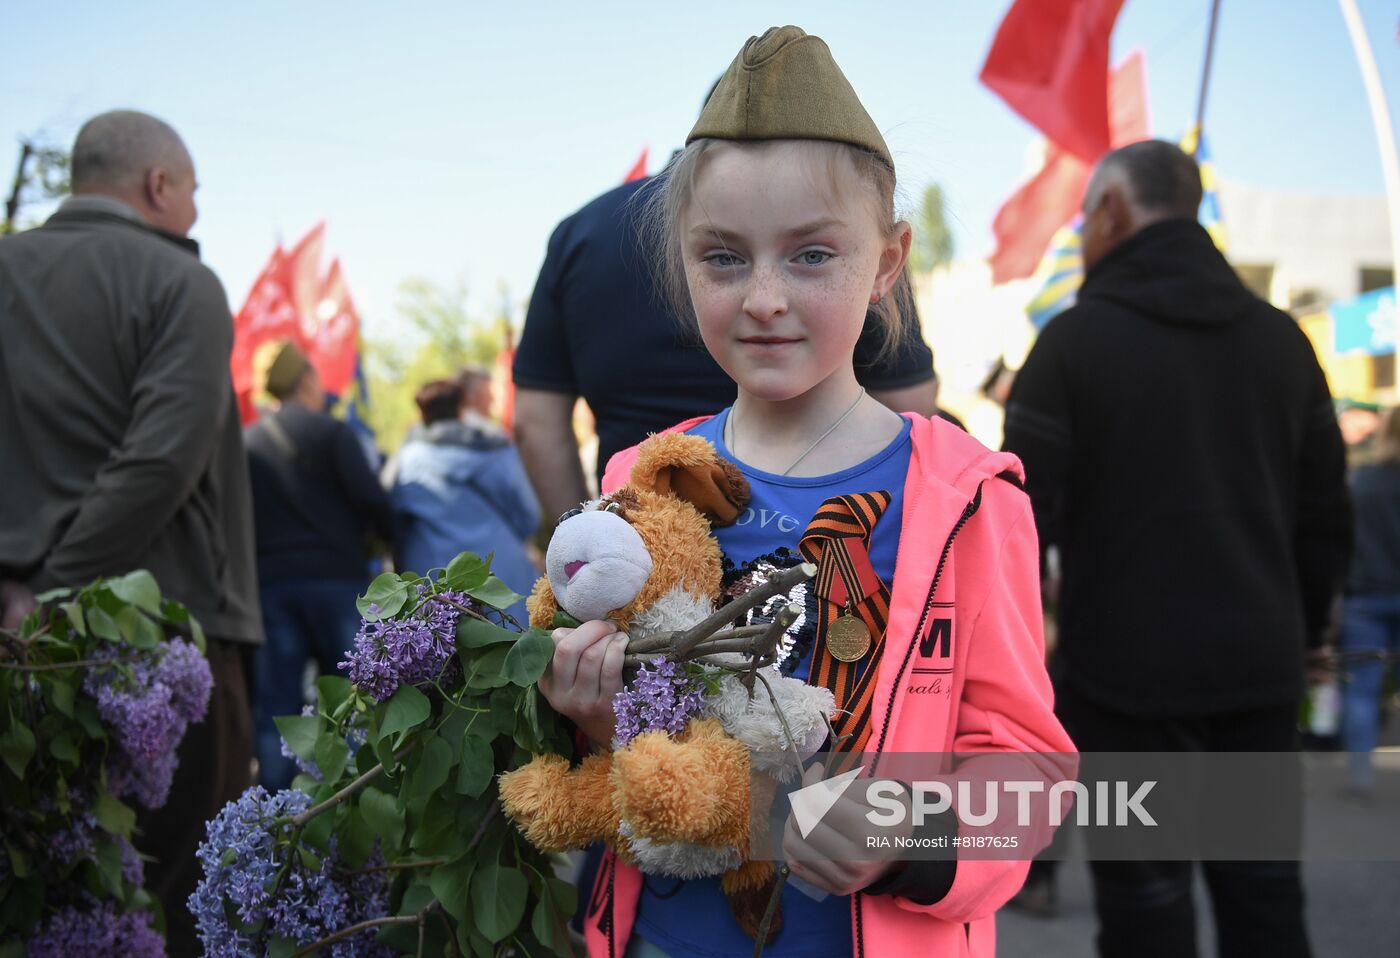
1025, 216, 1084, 331
1024, 128, 1227, 330
1180, 124, 1228, 251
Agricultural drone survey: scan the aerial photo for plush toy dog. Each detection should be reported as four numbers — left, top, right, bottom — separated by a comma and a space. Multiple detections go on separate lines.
499, 433, 834, 898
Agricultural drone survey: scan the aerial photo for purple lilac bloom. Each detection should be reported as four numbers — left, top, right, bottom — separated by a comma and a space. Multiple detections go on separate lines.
612, 657, 707, 747
156, 638, 213, 724
84, 638, 213, 809
48, 809, 98, 867
26, 902, 165, 958
191, 789, 393, 958
340, 588, 470, 701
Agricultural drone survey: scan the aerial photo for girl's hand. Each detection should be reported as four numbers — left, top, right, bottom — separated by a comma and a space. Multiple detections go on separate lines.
537, 619, 628, 747
782, 763, 913, 896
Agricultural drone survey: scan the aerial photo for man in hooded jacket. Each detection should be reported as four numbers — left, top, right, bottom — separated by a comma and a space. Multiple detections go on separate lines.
1003, 140, 1351, 958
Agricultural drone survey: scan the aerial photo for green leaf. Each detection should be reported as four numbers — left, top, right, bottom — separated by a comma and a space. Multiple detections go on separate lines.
457, 616, 518, 649
532, 877, 580, 954
74, 699, 105, 739
377, 684, 431, 749
94, 792, 136, 838
274, 714, 321, 763
456, 734, 494, 798
314, 728, 349, 784
551, 610, 583, 629
462, 645, 511, 690
86, 607, 121, 642
358, 786, 404, 850
470, 861, 528, 942
429, 857, 475, 923
316, 675, 354, 715
336, 805, 374, 867
444, 552, 490, 592
357, 573, 412, 619
59, 601, 86, 638
107, 570, 163, 615
94, 839, 125, 896
0, 940, 25, 958
466, 575, 524, 612
409, 734, 454, 811
266, 936, 298, 958
114, 606, 161, 649
0, 873, 41, 932
503, 629, 554, 686
297, 845, 322, 873
48, 731, 80, 764
0, 721, 35, 778
47, 678, 75, 718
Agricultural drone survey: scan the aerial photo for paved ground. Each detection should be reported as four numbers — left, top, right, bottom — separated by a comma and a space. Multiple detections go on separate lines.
997, 748, 1400, 957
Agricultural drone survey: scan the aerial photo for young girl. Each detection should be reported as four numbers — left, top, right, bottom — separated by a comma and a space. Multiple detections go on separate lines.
538, 26, 1074, 958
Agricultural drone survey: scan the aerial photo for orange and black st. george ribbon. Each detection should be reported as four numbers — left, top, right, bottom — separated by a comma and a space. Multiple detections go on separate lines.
798, 490, 892, 756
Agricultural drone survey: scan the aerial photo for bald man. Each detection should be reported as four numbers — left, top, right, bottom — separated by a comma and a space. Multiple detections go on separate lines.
0, 110, 260, 956
1003, 140, 1350, 957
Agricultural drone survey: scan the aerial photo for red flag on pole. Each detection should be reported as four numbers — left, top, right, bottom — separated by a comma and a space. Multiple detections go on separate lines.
230, 221, 360, 422
986, 49, 1149, 284
980, 0, 1126, 163
623, 146, 649, 183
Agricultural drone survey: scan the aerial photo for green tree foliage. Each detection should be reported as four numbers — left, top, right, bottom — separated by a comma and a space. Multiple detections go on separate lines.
908, 183, 954, 274
359, 278, 511, 453
4, 142, 71, 234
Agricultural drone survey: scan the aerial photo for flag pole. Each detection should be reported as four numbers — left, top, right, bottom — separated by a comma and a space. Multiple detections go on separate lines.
1338, 0, 1400, 294
1192, 0, 1223, 157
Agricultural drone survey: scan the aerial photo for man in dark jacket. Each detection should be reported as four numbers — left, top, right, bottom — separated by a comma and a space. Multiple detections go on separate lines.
1003, 140, 1351, 958
0, 109, 261, 957
244, 341, 394, 789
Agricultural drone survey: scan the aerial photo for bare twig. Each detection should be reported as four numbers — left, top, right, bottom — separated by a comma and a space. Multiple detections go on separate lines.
430, 594, 495, 626
0, 657, 112, 673
290, 742, 417, 827
672, 564, 814, 658
751, 866, 790, 958
751, 663, 808, 785
343, 857, 447, 877
290, 901, 441, 958
625, 624, 771, 656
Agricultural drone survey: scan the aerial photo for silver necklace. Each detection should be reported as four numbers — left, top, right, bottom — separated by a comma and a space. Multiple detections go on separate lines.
726, 387, 867, 475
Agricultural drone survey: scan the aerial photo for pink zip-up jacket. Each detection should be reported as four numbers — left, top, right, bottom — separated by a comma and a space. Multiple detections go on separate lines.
585, 414, 1077, 958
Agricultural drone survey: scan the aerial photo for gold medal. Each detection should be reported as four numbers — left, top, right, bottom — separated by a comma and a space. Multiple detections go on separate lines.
826, 605, 871, 662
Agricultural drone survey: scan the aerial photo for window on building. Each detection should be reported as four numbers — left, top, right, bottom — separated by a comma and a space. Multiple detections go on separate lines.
1360, 267, 1393, 293
1235, 263, 1274, 300
1375, 353, 1396, 390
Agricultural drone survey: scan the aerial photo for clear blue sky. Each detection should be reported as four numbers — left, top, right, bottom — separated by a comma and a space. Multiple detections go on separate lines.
5, 1, 1399, 339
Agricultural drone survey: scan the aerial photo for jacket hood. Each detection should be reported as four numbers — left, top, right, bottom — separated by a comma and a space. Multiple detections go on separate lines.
907, 414, 1023, 503
1080, 218, 1251, 328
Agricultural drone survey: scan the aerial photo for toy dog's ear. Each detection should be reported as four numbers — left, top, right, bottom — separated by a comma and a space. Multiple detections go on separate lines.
630, 433, 751, 527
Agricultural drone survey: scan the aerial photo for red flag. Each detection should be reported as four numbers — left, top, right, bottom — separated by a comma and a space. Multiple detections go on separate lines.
230, 246, 298, 422
310, 258, 359, 397
496, 324, 517, 434
987, 51, 1149, 284
980, 0, 1126, 162
623, 146, 649, 184
230, 221, 360, 421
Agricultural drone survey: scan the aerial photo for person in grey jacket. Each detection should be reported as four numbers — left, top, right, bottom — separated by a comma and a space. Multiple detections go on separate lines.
0, 109, 260, 957
391, 379, 541, 624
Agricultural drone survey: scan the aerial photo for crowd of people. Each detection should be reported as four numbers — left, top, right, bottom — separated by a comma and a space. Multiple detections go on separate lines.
0, 21, 1394, 958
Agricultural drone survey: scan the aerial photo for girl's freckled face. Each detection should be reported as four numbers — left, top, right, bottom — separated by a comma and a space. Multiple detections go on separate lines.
681, 142, 891, 403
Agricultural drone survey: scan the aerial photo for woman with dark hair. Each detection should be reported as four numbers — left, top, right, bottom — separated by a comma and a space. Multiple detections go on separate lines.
1340, 406, 1400, 797
390, 378, 541, 624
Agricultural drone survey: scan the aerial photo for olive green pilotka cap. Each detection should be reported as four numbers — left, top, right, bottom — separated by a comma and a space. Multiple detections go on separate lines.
265, 340, 311, 399
687, 25, 893, 169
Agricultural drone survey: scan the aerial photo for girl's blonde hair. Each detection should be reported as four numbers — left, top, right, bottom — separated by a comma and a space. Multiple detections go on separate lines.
639, 137, 914, 366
